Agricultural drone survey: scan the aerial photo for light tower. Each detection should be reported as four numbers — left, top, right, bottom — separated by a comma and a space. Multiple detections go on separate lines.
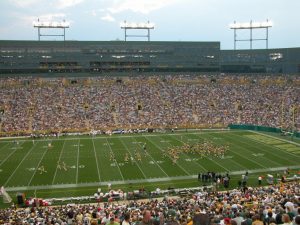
33, 19, 70, 41
120, 21, 154, 41
229, 20, 272, 49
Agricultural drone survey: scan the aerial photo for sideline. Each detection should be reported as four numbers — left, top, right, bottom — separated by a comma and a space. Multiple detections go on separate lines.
6, 165, 300, 191
0, 129, 232, 142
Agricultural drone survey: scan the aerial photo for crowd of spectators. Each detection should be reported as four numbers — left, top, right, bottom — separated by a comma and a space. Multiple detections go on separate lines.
0, 74, 299, 134
0, 181, 299, 224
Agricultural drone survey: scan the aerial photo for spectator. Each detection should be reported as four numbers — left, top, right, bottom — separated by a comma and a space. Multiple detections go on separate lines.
294, 215, 300, 225
282, 214, 293, 225
122, 213, 131, 225
193, 206, 210, 225
107, 216, 120, 225
137, 210, 153, 225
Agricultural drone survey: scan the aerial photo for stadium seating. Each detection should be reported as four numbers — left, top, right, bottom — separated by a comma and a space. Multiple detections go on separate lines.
0, 181, 299, 224
0, 74, 299, 135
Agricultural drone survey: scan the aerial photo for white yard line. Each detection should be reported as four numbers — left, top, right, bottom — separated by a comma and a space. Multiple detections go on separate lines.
249, 130, 300, 147
144, 135, 191, 176
51, 141, 67, 185
106, 138, 125, 181
4, 142, 39, 186
118, 138, 147, 179
0, 142, 25, 167
76, 139, 80, 184
196, 132, 268, 169
168, 134, 217, 172
221, 133, 270, 169
0, 142, 11, 152
201, 133, 250, 171
229, 132, 290, 166
188, 133, 232, 172
132, 136, 169, 177
231, 134, 281, 166
244, 131, 300, 159
27, 147, 49, 186
92, 138, 101, 182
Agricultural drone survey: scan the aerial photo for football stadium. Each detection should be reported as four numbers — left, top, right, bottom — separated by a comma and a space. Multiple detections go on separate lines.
0, 7, 300, 225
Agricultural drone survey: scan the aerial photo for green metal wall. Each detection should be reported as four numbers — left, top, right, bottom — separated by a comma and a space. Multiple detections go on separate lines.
228, 124, 300, 137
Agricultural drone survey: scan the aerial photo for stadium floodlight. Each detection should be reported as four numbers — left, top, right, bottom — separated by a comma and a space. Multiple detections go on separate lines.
120, 21, 155, 29
229, 20, 273, 29
33, 21, 70, 28
33, 19, 70, 41
229, 19, 273, 49
120, 20, 155, 41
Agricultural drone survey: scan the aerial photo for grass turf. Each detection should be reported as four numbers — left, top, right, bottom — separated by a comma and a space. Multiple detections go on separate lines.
0, 129, 300, 207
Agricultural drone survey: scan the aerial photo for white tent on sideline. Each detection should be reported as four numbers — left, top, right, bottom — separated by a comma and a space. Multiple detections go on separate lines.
0, 186, 12, 203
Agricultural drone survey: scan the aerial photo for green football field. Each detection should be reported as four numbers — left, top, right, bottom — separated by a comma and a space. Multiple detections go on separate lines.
0, 130, 300, 194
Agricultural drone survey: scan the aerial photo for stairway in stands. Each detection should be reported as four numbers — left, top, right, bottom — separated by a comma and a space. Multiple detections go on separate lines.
112, 112, 119, 126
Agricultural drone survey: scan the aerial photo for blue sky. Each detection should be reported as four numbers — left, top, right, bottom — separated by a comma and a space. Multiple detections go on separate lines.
0, 0, 299, 49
